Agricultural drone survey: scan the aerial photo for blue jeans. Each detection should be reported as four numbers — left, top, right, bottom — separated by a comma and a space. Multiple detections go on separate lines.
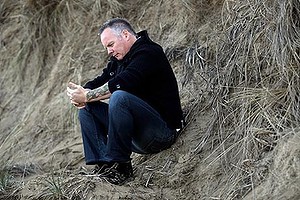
78, 90, 177, 164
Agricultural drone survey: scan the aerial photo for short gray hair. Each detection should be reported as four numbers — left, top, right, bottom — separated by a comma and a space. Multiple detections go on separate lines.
98, 18, 136, 36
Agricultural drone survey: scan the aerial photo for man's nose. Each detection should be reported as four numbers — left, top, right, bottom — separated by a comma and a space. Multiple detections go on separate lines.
107, 48, 113, 55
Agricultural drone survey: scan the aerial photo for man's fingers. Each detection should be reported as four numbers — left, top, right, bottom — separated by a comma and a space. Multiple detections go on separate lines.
71, 100, 79, 104
66, 82, 86, 103
67, 87, 76, 96
68, 82, 79, 89
71, 100, 86, 109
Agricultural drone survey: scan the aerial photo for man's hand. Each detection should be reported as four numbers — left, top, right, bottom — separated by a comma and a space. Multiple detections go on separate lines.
67, 82, 111, 109
71, 100, 86, 109
67, 82, 89, 108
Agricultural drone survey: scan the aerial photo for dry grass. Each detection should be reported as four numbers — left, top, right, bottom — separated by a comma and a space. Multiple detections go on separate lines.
0, 1, 122, 198
194, 0, 300, 198
24, 172, 96, 200
0, 0, 299, 199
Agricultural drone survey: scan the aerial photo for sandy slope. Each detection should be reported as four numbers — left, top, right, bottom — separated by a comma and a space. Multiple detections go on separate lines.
0, 0, 300, 199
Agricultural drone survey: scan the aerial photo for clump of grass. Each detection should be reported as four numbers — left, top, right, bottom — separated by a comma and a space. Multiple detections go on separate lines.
25, 171, 96, 200
0, 169, 20, 200
0, 163, 38, 199
39, 173, 66, 200
0, 169, 13, 192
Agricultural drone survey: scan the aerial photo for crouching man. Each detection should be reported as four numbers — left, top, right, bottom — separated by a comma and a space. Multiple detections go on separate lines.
67, 18, 184, 185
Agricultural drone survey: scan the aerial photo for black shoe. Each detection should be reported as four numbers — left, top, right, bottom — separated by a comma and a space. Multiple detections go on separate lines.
91, 162, 112, 175
99, 161, 133, 185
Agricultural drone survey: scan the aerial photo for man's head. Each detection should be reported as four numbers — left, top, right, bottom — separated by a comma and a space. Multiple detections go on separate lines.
99, 18, 137, 60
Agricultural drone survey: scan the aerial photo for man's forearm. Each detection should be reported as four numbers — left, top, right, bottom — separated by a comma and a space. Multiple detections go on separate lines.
86, 82, 109, 101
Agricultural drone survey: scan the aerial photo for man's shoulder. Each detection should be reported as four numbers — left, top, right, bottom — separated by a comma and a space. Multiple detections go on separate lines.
128, 31, 165, 60
134, 38, 163, 55
130, 43, 163, 62
136, 31, 162, 48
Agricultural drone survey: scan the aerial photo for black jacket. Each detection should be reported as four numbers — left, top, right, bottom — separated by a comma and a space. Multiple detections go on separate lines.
84, 30, 183, 129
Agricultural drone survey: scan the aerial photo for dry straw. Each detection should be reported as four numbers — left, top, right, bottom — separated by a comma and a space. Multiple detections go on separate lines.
0, 0, 299, 199
196, 0, 300, 198
0, 0, 123, 198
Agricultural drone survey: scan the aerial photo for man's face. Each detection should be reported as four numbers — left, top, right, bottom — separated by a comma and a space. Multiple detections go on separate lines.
100, 28, 130, 60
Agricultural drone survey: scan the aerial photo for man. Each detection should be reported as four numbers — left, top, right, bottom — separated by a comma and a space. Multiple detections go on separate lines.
67, 18, 184, 185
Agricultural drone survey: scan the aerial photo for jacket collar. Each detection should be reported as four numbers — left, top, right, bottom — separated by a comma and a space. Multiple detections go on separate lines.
110, 30, 156, 63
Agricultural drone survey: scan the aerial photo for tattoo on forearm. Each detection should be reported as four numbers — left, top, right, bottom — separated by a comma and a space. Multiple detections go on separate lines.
86, 83, 109, 101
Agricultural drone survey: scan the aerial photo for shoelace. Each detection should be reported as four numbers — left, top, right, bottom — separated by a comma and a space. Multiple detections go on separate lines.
99, 163, 132, 185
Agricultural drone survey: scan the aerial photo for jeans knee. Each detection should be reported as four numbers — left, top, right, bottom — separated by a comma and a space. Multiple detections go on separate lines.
110, 90, 130, 109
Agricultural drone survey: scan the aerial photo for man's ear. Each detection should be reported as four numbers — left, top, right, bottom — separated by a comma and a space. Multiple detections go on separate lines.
122, 29, 130, 40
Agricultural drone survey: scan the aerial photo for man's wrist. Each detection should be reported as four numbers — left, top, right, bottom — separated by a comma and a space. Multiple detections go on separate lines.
85, 90, 90, 102
85, 83, 109, 101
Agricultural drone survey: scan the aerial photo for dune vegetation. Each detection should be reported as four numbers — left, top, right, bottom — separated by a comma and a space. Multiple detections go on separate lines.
0, 0, 299, 199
